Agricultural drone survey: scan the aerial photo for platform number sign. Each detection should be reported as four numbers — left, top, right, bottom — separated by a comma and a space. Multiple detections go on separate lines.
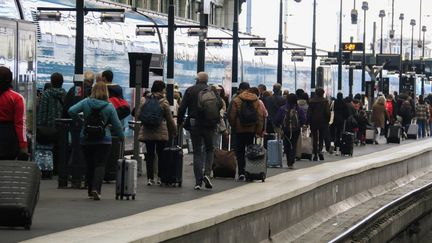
342, 42, 364, 52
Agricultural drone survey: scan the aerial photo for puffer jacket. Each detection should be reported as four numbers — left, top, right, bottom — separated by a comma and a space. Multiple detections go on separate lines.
37, 87, 66, 127
307, 96, 330, 128
228, 91, 264, 134
138, 92, 177, 141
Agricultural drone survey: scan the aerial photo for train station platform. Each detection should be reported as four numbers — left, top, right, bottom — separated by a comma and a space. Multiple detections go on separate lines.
2, 139, 431, 243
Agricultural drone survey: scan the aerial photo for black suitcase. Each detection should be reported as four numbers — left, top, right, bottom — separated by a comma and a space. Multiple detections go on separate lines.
0, 161, 40, 230
159, 145, 183, 187
104, 136, 123, 182
387, 125, 401, 144
340, 132, 354, 156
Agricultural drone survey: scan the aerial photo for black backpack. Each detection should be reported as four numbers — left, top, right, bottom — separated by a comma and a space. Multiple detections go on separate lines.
139, 94, 164, 127
84, 103, 108, 141
283, 107, 300, 134
239, 100, 258, 126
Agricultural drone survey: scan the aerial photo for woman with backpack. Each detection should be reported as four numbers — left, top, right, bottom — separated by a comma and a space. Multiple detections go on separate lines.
68, 82, 124, 200
274, 93, 306, 169
138, 80, 177, 186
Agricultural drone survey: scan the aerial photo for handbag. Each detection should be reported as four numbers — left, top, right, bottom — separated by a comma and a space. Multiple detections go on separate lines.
36, 126, 58, 145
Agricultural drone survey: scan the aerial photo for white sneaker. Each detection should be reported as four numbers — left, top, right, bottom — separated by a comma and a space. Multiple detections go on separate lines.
147, 179, 153, 186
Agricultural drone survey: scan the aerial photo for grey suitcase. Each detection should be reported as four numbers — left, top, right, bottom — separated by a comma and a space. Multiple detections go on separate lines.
407, 122, 418, 139
0, 161, 40, 230
245, 143, 267, 182
365, 127, 376, 144
267, 137, 283, 168
115, 159, 137, 200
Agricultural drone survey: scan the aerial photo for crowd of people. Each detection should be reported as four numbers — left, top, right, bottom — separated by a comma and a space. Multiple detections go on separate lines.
2, 65, 432, 199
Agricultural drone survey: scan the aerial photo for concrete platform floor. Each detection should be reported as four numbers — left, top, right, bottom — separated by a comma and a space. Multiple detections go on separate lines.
0, 139, 421, 243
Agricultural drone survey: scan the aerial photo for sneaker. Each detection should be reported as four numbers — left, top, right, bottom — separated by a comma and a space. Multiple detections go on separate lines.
238, 174, 246, 181
313, 154, 319, 161
147, 179, 153, 186
87, 193, 93, 199
194, 184, 201, 190
91, 191, 101, 201
156, 178, 161, 185
288, 165, 294, 169
318, 153, 324, 161
203, 175, 213, 189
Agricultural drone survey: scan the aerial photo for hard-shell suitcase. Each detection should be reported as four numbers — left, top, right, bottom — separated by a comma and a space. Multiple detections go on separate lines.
245, 142, 267, 182
365, 127, 376, 144
407, 121, 418, 139
159, 145, 183, 187
104, 136, 123, 182
387, 125, 402, 144
340, 132, 354, 156
296, 127, 313, 161
0, 161, 40, 230
267, 138, 283, 167
263, 133, 276, 150
115, 159, 137, 200
35, 144, 54, 179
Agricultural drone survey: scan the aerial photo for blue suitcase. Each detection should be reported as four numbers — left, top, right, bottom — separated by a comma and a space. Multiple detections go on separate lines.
267, 139, 283, 167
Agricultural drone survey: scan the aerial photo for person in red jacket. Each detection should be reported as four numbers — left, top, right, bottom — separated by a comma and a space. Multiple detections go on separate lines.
0, 66, 28, 160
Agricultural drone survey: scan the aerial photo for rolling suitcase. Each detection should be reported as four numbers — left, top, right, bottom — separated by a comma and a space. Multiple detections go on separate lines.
296, 127, 313, 161
115, 159, 137, 200
159, 131, 183, 187
365, 126, 376, 144
245, 140, 267, 182
213, 135, 237, 178
340, 132, 354, 156
267, 135, 283, 167
407, 120, 418, 139
35, 144, 54, 179
387, 125, 402, 144
104, 136, 123, 182
263, 133, 276, 150
0, 161, 40, 230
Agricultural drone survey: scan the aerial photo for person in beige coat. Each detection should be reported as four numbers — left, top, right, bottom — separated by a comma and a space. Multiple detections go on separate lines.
138, 81, 177, 185
372, 96, 387, 144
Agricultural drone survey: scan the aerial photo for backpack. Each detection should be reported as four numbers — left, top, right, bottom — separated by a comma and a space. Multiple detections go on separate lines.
399, 100, 412, 116
239, 100, 258, 126
84, 103, 108, 141
139, 95, 164, 127
109, 97, 131, 120
283, 108, 300, 134
197, 88, 221, 126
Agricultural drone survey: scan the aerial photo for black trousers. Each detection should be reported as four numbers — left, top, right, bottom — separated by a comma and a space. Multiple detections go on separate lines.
311, 126, 325, 154
145, 140, 167, 180
235, 132, 255, 176
283, 130, 300, 166
82, 144, 112, 195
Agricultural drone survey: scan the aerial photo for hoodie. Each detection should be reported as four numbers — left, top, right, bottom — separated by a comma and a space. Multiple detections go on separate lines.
228, 91, 264, 134
68, 98, 124, 145
37, 87, 66, 127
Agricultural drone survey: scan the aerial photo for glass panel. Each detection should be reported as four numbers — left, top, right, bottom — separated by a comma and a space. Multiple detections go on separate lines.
0, 19, 16, 78
0, 0, 20, 19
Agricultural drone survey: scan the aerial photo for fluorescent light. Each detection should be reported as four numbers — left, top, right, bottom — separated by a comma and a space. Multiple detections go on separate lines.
101, 12, 125, 23
136, 27, 155, 36
254, 49, 269, 56
187, 28, 207, 37
249, 39, 266, 47
36, 11, 61, 21
206, 39, 223, 47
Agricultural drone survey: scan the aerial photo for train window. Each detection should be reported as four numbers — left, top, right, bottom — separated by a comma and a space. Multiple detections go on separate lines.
0, 0, 20, 19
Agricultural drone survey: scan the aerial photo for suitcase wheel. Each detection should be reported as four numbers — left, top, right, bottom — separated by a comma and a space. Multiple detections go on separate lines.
120, 195, 124, 200
132, 195, 136, 200
115, 195, 119, 200
260, 173, 266, 182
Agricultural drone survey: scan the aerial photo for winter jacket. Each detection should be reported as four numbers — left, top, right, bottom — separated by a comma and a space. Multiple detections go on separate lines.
416, 103, 430, 121
273, 103, 306, 128
37, 87, 66, 128
138, 92, 177, 142
262, 94, 285, 122
178, 82, 213, 126
62, 84, 92, 118
372, 103, 387, 129
333, 98, 349, 126
68, 98, 124, 145
228, 91, 264, 134
307, 97, 330, 129
297, 99, 309, 124
0, 88, 27, 149
107, 83, 124, 99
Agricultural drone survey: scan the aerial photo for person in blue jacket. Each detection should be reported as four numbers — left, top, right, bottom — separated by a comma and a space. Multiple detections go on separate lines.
68, 82, 124, 200
274, 93, 306, 169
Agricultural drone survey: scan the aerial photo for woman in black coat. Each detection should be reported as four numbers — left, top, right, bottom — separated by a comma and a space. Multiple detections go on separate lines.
333, 92, 349, 152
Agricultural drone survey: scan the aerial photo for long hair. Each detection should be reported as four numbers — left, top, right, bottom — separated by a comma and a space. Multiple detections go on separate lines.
0, 67, 12, 95
90, 82, 109, 101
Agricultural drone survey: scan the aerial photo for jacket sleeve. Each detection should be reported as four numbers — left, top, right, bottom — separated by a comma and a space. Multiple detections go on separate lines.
37, 93, 48, 126
108, 104, 125, 139
299, 108, 307, 126
255, 101, 264, 134
68, 99, 85, 121
177, 88, 190, 124
14, 94, 27, 149
228, 99, 238, 130
273, 106, 284, 127
163, 99, 177, 136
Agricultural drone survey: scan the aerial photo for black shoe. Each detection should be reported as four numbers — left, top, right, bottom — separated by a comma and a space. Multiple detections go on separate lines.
203, 175, 213, 189
318, 153, 324, 161
313, 154, 318, 161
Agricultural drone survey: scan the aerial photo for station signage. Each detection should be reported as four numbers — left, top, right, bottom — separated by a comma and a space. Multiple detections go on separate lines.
342, 42, 364, 52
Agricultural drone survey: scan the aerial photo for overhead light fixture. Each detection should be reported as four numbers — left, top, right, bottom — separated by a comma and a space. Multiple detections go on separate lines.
206, 39, 223, 47
187, 28, 207, 37
349, 61, 362, 68
291, 56, 304, 62
36, 11, 61, 21
320, 57, 337, 65
136, 27, 155, 36
254, 49, 269, 56
101, 12, 125, 23
291, 50, 306, 57
249, 39, 266, 47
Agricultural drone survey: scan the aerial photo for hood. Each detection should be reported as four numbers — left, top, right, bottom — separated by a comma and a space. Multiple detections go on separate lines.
107, 83, 123, 98
146, 92, 165, 99
297, 99, 308, 106
87, 98, 110, 110
45, 87, 65, 99
239, 91, 258, 101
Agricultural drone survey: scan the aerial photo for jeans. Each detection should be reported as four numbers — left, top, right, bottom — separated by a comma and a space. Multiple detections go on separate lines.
417, 119, 426, 138
145, 140, 167, 180
333, 123, 343, 149
283, 130, 300, 166
190, 125, 215, 186
235, 132, 255, 176
311, 126, 325, 154
82, 144, 112, 195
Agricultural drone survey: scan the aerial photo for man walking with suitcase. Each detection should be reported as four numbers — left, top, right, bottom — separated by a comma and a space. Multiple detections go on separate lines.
178, 72, 222, 190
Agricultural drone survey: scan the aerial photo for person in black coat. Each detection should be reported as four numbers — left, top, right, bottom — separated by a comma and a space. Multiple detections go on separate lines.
333, 92, 349, 152
307, 88, 330, 161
